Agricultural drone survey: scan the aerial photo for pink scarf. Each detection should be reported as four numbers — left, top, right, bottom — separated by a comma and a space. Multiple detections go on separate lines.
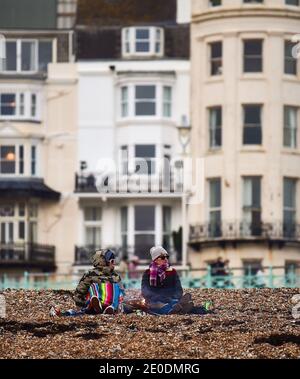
149, 261, 169, 287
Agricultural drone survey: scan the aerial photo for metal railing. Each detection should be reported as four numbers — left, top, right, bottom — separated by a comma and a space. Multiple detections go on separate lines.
0, 266, 299, 291
74, 245, 180, 265
75, 171, 184, 194
0, 243, 55, 266
190, 221, 300, 244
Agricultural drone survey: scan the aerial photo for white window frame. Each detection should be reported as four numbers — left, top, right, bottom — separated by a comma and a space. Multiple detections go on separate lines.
0, 91, 40, 121
2, 39, 53, 74
284, 106, 298, 149
0, 143, 39, 177
0, 202, 38, 244
83, 207, 102, 248
119, 83, 173, 120
122, 27, 164, 58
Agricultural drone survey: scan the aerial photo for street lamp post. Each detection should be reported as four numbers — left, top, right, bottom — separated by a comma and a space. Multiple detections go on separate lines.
176, 115, 191, 156
176, 115, 191, 271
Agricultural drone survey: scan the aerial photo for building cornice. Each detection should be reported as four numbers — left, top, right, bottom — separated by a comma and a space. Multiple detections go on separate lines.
192, 8, 300, 24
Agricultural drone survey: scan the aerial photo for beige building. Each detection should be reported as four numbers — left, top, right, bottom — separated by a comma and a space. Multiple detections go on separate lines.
188, 0, 300, 276
0, 0, 78, 275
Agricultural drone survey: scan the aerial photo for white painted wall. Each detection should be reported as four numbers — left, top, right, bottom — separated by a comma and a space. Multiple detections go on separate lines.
177, 0, 192, 24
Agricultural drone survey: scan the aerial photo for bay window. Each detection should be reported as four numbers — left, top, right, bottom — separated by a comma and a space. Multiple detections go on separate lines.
2, 39, 53, 73
119, 83, 173, 119
122, 27, 164, 57
0, 203, 38, 244
0, 92, 39, 120
0, 144, 38, 176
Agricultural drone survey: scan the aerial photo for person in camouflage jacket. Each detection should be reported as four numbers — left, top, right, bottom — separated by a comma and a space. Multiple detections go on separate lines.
50, 249, 125, 316
74, 249, 125, 314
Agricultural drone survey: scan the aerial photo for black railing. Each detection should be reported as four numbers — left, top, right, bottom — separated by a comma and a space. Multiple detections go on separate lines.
0, 243, 55, 266
75, 172, 184, 194
74, 245, 180, 265
189, 222, 300, 244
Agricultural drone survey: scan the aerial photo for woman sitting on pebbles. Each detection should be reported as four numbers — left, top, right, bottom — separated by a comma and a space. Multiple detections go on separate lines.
50, 249, 125, 316
140, 246, 212, 315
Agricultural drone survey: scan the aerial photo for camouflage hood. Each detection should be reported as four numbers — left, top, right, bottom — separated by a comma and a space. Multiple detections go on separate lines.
91, 249, 120, 279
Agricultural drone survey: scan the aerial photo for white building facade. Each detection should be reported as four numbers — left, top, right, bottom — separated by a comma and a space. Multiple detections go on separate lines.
74, 0, 191, 271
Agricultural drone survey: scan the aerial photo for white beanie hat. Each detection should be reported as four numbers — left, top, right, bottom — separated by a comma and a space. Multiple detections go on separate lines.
150, 246, 169, 261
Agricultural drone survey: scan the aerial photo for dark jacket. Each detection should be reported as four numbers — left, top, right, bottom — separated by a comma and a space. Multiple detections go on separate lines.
141, 267, 183, 304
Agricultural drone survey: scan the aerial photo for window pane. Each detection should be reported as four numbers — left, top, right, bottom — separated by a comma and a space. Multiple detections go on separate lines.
285, 41, 297, 75
31, 94, 36, 117
19, 221, 25, 239
209, 210, 222, 237
135, 86, 155, 99
210, 179, 221, 207
121, 207, 128, 232
244, 105, 261, 124
31, 146, 36, 175
136, 42, 150, 52
136, 29, 149, 39
38, 41, 52, 72
244, 40, 263, 73
19, 93, 24, 115
243, 127, 262, 144
163, 206, 171, 233
211, 42, 222, 58
252, 178, 261, 207
0, 94, 16, 115
286, 0, 299, 4
135, 102, 156, 115
135, 206, 155, 231
244, 40, 262, 55
21, 41, 36, 71
163, 86, 171, 101
85, 226, 101, 246
0, 146, 16, 173
284, 106, 298, 148
135, 145, 155, 158
84, 207, 102, 221
284, 178, 296, 208
5, 41, 17, 71
134, 234, 155, 259
19, 145, 24, 174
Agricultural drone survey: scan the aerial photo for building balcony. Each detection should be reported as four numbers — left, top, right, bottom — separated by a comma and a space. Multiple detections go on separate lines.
74, 172, 184, 197
0, 242, 56, 270
189, 221, 300, 249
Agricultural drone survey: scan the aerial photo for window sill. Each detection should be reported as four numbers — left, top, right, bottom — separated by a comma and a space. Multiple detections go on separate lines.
283, 75, 299, 83
281, 148, 300, 156
207, 148, 223, 155
0, 118, 42, 124
240, 146, 266, 153
0, 72, 47, 80
204, 76, 224, 84
116, 118, 176, 126
240, 73, 265, 81
0, 174, 39, 178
